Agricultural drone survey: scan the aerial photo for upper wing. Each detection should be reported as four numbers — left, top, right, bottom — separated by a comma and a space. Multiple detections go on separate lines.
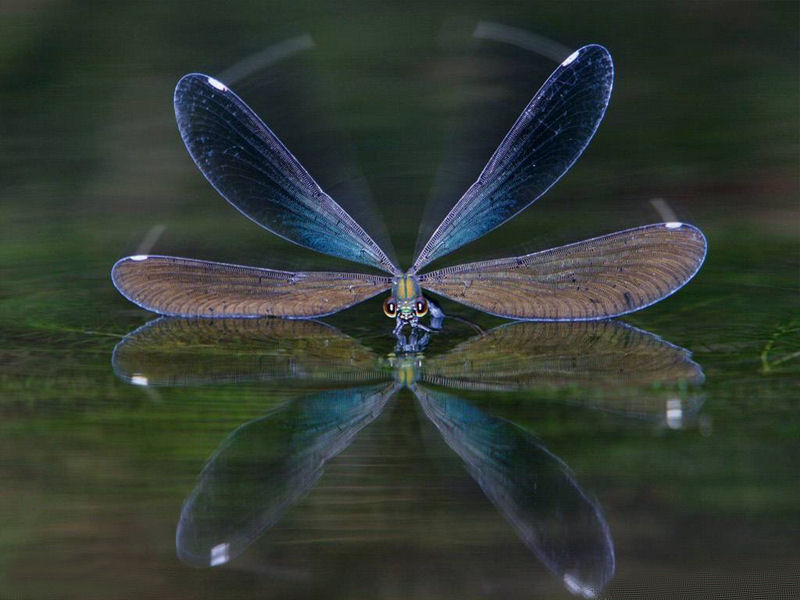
418, 223, 706, 320
412, 45, 613, 273
174, 73, 398, 274
112, 255, 391, 318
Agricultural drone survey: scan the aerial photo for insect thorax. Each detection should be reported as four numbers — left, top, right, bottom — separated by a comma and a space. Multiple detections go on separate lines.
392, 274, 422, 303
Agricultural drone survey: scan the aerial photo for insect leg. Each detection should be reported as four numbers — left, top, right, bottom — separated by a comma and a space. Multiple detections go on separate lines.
426, 297, 445, 331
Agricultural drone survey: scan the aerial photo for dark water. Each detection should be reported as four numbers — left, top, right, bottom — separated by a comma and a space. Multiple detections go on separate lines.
1, 2, 798, 599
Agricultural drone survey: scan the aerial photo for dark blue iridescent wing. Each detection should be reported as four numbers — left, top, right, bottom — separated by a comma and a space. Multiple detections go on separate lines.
412, 45, 613, 273
174, 74, 399, 274
176, 384, 396, 567
414, 386, 615, 597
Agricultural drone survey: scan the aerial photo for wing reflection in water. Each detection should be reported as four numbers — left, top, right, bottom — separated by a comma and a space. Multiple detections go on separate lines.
421, 320, 705, 421
415, 386, 613, 598
176, 383, 396, 568
113, 318, 703, 596
112, 318, 384, 387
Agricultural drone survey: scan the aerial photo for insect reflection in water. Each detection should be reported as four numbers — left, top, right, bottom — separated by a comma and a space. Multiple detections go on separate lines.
111, 45, 707, 334
113, 317, 704, 597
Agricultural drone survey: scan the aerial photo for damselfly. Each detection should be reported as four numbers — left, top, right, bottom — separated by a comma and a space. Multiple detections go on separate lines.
112, 45, 706, 332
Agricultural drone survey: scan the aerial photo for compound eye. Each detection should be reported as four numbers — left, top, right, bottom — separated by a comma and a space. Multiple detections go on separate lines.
383, 298, 397, 318
414, 298, 428, 317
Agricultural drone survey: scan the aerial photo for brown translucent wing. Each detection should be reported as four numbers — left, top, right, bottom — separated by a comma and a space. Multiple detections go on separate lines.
111, 255, 392, 318
418, 223, 706, 320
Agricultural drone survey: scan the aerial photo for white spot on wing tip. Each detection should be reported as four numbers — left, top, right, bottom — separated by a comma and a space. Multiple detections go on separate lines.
666, 398, 683, 429
131, 374, 149, 386
210, 543, 230, 566
563, 573, 597, 598
207, 76, 227, 91
130, 255, 149, 261
561, 49, 580, 66
665, 221, 683, 229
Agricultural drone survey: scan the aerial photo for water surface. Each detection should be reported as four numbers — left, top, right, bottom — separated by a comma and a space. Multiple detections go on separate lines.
1, 2, 798, 599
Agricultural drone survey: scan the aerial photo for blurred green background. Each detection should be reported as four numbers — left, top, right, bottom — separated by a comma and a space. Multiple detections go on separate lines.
1, 1, 797, 599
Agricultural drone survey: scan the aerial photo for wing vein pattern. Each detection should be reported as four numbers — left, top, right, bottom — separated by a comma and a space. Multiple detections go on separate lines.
112, 256, 392, 318
174, 74, 398, 274
418, 223, 706, 320
412, 45, 614, 272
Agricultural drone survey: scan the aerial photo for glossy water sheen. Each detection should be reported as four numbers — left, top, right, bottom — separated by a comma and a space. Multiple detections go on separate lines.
1, 3, 798, 600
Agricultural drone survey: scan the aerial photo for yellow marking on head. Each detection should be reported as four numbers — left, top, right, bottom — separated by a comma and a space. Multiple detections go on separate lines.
397, 275, 411, 300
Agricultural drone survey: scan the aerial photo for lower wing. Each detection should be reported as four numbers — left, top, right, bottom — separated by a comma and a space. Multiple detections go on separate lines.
418, 223, 706, 320
413, 385, 615, 596
111, 255, 392, 318
177, 382, 397, 567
